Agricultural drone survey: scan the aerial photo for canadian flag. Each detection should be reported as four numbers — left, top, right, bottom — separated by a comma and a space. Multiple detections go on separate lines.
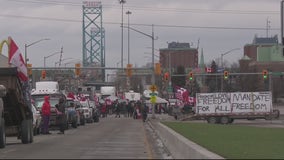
205, 67, 212, 73
8, 37, 28, 82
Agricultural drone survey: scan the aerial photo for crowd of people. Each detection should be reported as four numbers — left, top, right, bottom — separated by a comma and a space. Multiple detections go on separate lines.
39, 96, 157, 136
98, 99, 148, 122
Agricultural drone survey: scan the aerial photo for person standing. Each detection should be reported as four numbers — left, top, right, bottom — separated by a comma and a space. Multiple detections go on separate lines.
142, 104, 148, 122
41, 96, 51, 134
126, 101, 131, 117
55, 97, 66, 134
114, 101, 121, 118
101, 102, 107, 118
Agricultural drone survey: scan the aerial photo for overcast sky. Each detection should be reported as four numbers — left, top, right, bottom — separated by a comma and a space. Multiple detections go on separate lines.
0, 0, 282, 71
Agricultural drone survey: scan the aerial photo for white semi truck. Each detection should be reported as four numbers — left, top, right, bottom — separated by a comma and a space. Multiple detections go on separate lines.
192, 91, 280, 124
100, 86, 116, 99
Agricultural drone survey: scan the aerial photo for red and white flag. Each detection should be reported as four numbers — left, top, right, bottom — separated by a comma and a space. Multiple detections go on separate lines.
205, 67, 212, 73
188, 97, 194, 103
8, 37, 28, 82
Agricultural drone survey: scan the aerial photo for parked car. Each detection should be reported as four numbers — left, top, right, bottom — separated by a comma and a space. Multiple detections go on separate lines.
65, 98, 79, 128
74, 100, 85, 125
31, 103, 42, 135
80, 100, 93, 123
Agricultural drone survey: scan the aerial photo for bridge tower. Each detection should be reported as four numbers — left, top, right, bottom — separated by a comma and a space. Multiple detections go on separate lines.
82, 1, 105, 82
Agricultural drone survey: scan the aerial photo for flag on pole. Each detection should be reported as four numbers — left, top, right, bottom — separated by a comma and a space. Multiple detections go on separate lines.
8, 37, 28, 82
205, 67, 212, 73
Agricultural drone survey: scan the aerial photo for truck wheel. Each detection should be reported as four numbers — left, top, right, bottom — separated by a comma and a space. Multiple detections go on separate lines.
21, 119, 31, 144
95, 117, 99, 123
207, 117, 218, 124
220, 117, 230, 124
29, 119, 33, 143
0, 118, 6, 148
72, 120, 77, 128
80, 117, 85, 126
273, 109, 280, 119
65, 122, 69, 130
265, 115, 273, 120
228, 118, 234, 124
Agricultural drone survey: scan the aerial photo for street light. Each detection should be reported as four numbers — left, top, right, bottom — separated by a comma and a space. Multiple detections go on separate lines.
119, 0, 126, 68
55, 58, 73, 67
221, 48, 240, 69
25, 38, 50, 65
44, 48, 63, 68
116, 59, 126, 67
64, 59, 82, 67
122, 25, 156, 83
122, 24, 157, 118
220, 48, 240, 92
126, 10, 132, 65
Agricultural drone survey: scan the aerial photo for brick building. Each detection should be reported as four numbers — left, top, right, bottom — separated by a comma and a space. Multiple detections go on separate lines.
159, 42, 198, 73
239, 35, 284, 101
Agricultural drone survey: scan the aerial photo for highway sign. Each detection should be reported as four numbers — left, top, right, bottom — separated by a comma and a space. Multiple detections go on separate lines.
149, 92, 157, 96
149, 85, 157, 92
150, 96, 156, 104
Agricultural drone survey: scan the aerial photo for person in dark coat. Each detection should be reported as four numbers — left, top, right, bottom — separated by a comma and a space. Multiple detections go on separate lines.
55, 97, 66, 134
114, 101, 121, 118
142, 104, 148, 122
101, 102, 107, 118
41, 96, 51, 134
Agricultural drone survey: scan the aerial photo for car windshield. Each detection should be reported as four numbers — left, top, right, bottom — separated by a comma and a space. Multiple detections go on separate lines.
80, 101, 89, 108
66, 100, 75, 107
33, 97, 60, 109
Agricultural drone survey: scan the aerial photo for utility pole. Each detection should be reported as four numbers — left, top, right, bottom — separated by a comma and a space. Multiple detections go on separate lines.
59, 47, 63, 67
119, 0, 126, 69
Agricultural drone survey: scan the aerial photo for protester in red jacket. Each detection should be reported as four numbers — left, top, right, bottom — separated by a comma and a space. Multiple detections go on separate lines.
101, 103, 107, 118
41, 96, 51, 134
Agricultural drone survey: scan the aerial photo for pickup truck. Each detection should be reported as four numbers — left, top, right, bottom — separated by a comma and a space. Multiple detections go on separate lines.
31, 81, 69, 130
0, 67, 34, 148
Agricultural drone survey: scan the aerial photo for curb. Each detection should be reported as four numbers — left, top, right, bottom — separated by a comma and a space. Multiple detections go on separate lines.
148, 119, 224, 159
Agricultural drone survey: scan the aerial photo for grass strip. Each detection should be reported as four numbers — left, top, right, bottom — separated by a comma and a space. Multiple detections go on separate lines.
162, 121, 284, 159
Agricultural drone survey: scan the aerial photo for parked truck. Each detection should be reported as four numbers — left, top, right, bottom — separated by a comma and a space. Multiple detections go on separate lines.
190, 91, 280, 124
0, 67, 34, 148
100, 86, 116, 99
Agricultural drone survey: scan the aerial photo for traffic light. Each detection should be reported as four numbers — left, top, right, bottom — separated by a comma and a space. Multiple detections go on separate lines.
75, 63, 81, 76
164, 72, 169, 81
41, 70, 46, 79
126, 63, 133, 77
27, 63, 32, 76
262, 69, 268, 79
189, 72, 194, 81
155, 63, 161, 75
224, 71, 229, 80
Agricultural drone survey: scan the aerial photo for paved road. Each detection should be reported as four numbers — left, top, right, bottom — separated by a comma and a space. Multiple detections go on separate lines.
0, 115, 171, 159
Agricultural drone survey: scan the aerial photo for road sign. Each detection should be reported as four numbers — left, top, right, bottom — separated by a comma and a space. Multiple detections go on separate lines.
167, 86, 173, 92
149, 92, 157, 96
150, 96, 156, 104
149, 85, 157, 92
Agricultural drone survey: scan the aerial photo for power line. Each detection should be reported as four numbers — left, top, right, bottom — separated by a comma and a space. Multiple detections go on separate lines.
7, 0, 279, 15
0, 14, 280, 31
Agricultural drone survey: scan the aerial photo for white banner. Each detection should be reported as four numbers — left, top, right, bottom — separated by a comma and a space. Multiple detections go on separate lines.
196, 92, 272, 115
